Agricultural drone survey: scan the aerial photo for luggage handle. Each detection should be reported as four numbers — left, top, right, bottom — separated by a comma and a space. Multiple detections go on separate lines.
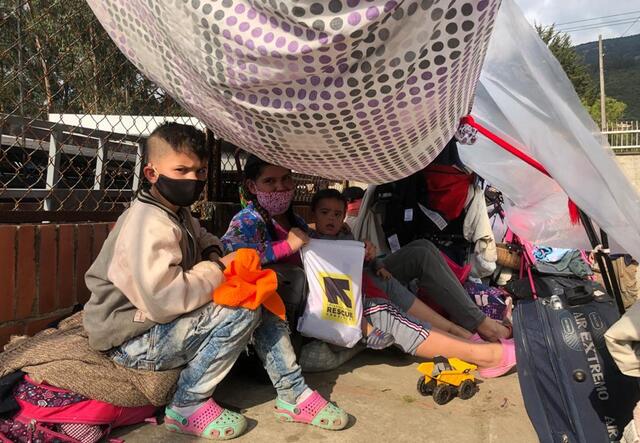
565, 285, 594, 306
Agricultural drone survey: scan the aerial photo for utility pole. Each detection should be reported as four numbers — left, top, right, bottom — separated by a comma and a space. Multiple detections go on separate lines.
598, 34, 606, 129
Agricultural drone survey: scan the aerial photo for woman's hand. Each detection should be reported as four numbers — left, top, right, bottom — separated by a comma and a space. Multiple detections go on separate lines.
287, 227, 310, 252
376, 267, 393, 280
364, 240, 377, 262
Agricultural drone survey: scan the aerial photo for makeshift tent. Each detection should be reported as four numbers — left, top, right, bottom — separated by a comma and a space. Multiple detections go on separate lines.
88, 0, 640, 258
352, 0, 640, 262
458, 0, 640, 260
85, 0, 501, 183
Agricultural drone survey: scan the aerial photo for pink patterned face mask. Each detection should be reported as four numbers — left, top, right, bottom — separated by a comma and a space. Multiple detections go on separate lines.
256, 189, 295, 216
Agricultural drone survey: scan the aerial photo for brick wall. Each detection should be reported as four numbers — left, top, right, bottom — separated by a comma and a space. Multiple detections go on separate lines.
0, 203, 313, 348
0, 222, 113, 348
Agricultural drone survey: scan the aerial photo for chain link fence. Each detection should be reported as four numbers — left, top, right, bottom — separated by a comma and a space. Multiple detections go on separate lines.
1, 0, 339, 223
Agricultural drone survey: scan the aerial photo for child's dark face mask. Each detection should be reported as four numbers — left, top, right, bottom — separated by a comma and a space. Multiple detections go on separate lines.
145, 148, 208, 208
154, 173, 206, 207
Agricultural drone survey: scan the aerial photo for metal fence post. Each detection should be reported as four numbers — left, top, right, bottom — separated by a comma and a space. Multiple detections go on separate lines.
44, 130, 61, 211
132, 141, 144, 196
93, 137, 107, 190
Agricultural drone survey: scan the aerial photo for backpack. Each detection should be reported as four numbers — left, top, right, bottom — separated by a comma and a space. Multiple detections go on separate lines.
0, 376, 156, 443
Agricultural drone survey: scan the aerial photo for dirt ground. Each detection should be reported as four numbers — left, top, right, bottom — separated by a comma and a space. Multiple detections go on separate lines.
113, 349, 538, 442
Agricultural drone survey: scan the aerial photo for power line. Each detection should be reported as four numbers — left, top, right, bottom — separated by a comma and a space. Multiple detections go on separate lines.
621, 15, 640, 37
559, 18, 640, 33
559, 17, 640, 31
556, 10, 640, 26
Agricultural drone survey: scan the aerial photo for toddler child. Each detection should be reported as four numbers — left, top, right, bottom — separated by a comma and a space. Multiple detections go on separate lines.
309, 189, 517, 378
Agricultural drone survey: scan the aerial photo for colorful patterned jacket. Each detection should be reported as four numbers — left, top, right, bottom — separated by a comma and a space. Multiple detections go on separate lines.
221, 202, 308, 265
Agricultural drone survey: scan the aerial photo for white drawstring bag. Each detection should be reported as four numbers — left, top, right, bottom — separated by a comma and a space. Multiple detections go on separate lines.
298, 239, 365, 348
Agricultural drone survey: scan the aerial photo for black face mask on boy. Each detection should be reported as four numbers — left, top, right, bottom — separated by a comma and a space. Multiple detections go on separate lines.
154, 174, 206, 207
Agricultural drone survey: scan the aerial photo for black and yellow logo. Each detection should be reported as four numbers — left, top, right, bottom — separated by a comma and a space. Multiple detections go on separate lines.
319, 272, 357, 326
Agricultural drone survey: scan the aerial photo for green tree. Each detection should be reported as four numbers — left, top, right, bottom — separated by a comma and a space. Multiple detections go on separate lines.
1, 0, 185, 119
587, 97, 627, 125
536, 24, 627, 126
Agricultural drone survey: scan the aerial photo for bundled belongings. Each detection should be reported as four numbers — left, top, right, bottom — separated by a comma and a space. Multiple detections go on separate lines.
0, 312, 179, 407
532, 246, 592, 279
606, 301, 640, 377
606, 302, 640, 443
594, 255, 639, 309
0, 376, 155, 443
463, 185, 498, 278
464, 282, 510, 322
0, 312, 168, 442
298, 341, 365, 373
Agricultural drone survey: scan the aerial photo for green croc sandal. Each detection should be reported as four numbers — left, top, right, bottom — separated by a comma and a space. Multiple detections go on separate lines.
274, 390, 349, 430
164, 399, 247, 440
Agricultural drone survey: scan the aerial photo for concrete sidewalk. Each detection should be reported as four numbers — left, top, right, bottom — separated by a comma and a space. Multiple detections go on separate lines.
113, 350, 537, 442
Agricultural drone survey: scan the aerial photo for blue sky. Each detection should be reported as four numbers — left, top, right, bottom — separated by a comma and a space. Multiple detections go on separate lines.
514, 0, 640, 44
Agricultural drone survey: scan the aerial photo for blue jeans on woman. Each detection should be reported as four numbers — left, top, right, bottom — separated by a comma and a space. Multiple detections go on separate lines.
252, 310, 309, 404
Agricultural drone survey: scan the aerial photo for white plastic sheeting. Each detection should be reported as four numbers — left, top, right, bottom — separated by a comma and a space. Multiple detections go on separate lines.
459, 0, 640, 257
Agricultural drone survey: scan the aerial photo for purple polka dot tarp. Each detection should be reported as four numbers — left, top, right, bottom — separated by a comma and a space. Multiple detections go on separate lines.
86, 0, 501, 183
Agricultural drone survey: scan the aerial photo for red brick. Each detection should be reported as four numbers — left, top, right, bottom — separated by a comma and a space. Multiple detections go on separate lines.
92, 223, 109, 261
0, 226, 16, 322
15, 226, 36, 319
57, 225, 75, 308
25, 315, 61, 336
0, 323, 25, 349
76, 225, 92, 304
38, 225, 58, 314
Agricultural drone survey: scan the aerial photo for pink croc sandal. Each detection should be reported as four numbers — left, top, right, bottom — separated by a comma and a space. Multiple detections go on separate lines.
164, 399, 246, 440
478, 338, 517, 379
274, 391, 348, 430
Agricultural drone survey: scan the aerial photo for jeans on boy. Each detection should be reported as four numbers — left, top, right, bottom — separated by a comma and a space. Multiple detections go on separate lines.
110, 303, 260, 406
252, 311, 309, 404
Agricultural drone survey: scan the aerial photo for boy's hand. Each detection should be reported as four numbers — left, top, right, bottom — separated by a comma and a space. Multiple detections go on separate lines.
376, 267, 393, 280
364, 240, 377, 262
219, 252, 236, 268
287, 228, 310, 252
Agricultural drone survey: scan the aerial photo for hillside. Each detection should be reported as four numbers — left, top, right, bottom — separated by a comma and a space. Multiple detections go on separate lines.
575, 34, 640, 121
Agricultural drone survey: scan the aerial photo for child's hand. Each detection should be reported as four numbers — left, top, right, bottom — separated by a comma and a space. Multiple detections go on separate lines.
376, 267, 393, 280
220, 252, 236, 267
287, 227, 310, 252
364, 240, 377, 262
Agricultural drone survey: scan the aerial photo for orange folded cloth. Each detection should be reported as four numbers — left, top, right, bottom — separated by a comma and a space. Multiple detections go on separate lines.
213, 248, 286, 320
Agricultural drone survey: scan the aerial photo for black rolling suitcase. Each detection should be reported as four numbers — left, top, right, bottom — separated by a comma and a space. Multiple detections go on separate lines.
514, 279, 639, 442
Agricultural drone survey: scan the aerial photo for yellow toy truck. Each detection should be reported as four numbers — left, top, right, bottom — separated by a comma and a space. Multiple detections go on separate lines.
416, 356, 478, 405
